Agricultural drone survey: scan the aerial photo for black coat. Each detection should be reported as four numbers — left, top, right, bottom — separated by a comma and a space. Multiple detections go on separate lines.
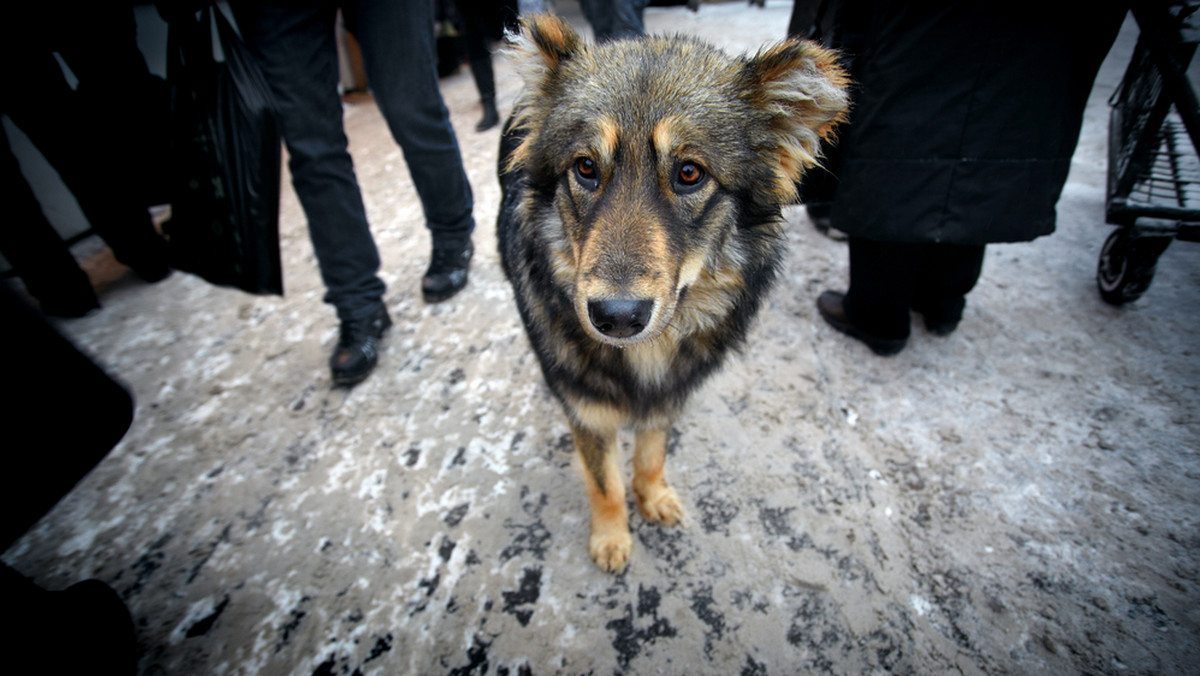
826, 2, 1126, 245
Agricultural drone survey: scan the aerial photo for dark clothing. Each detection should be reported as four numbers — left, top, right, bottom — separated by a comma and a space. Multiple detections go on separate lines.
1, 282, 137, 673
0, 129, 98, 313
802, 2, 1126, 348
450, 0, 518, 104
829, 1, 1126, 245
578, 0, 648, 41
0, 282, 134, 552
457, 3, 497, 104
843, 239, 986, 340
233, 0, 475, 321
0, 5, 169, 311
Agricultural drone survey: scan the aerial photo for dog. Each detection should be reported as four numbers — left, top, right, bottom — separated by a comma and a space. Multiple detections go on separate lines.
497, 15, 849, 571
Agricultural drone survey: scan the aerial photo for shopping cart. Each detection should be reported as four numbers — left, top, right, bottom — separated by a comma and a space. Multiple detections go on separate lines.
1098, 0, 1200, 304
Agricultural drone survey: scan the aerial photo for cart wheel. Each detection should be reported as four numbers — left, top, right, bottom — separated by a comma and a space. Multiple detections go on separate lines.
1096, 229, 1171, 305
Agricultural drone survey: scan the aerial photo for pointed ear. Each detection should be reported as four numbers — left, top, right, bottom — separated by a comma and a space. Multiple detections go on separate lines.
505, 15, 585, 174
508, 14, 584, 87
742, 40, 851, 202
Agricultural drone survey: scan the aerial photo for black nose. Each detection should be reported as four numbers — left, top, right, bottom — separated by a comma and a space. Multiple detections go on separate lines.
587, 299, 655, 338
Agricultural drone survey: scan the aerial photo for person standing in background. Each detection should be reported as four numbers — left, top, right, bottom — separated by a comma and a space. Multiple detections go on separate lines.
810, 1, 1126, 356
231, 0, 477, 387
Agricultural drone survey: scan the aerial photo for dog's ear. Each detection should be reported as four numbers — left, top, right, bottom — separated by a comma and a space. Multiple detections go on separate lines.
506, 15, 585, 174
509, 14, 584, 86
742, 40, 851, 202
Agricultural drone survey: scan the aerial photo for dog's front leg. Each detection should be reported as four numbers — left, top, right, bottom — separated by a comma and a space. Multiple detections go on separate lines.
633, 426, 684, 525
572, 421, 632, 572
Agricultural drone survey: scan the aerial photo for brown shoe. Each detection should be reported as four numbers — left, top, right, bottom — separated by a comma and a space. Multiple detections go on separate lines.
816, 291, 907, 356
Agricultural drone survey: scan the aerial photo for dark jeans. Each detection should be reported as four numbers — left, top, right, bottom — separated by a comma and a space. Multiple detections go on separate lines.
843, 238, 986, 339
451, 0, 518, 104
233, 0, 475, 321
578, 0, 648, 41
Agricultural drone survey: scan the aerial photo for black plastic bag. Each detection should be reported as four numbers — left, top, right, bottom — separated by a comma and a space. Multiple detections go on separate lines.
163, 5, 283, 295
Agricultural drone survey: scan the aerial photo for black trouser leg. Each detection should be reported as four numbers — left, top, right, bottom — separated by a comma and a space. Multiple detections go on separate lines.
843, 238, 917, 340
454, 0, 496, 104
844, 239, 986, 339
913, 243, 986, 326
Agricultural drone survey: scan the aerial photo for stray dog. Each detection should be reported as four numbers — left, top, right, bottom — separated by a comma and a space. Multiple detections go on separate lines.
497, 15, 849, 571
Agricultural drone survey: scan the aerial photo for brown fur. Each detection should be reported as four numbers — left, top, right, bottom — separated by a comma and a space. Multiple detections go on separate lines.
497, 15, 849, 571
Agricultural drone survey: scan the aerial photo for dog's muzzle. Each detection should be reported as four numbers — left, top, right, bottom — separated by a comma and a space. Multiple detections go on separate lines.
587, 298, 655, 339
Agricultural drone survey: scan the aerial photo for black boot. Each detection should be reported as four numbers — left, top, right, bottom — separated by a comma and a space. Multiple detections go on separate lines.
330, 305, 392, 387
422, 240, 473, 303
476, 99, 499, 132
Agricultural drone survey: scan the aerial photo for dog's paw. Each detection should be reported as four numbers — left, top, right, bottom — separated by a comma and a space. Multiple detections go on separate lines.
635, 482, 684, 525
589, 529, 633, 572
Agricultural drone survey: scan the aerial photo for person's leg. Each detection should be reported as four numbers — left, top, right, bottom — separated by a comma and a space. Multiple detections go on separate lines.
576, 0, 614, 40
347, 0, 475, 302
817, 237, 913, 356
347, 0, 475, 251
618, 0, 649, 37
579, 0, 645, 41
843, 238, 916, 340
454, 0, 500, 131
234, 1, 386, 322
912, 243, 985, 334
234, 1, 389, 387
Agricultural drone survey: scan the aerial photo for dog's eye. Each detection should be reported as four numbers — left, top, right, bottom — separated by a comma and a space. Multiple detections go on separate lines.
575, 157, 598, 182
676, 162, 706, 188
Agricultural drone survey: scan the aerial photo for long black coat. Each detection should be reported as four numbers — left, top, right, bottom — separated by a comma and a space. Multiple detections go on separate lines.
826, 2, 1126, 245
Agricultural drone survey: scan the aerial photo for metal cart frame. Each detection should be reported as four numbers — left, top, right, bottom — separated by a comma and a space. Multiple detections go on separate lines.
1098, 1, 1200, 304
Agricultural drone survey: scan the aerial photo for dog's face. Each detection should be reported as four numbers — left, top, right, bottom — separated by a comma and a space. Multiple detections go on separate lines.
508, 16, 849, 347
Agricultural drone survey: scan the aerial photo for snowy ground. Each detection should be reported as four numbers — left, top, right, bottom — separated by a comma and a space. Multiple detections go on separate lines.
4, 3, 1199, 674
